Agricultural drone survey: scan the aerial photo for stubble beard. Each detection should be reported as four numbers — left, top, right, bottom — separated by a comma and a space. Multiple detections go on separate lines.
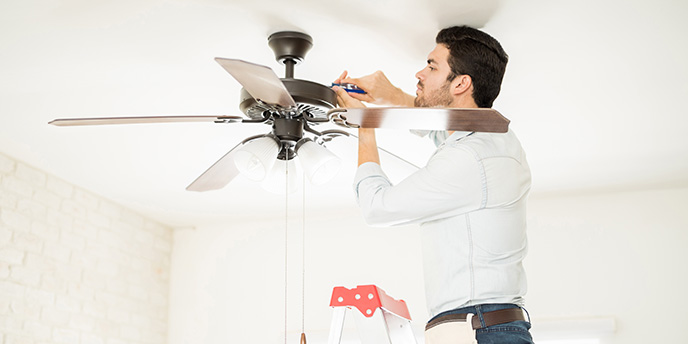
414, 80, 453, 108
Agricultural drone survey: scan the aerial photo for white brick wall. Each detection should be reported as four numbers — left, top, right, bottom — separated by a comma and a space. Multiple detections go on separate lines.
0, 152, 172, 344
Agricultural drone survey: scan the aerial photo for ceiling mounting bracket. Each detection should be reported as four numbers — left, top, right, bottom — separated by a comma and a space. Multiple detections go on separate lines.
268, 31, 313, 79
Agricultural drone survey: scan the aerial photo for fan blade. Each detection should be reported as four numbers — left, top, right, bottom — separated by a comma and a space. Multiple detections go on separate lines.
214, 58, 296, 108
49, 115, 243, 126
329, 107, 510, 133
186, 142, 243, 192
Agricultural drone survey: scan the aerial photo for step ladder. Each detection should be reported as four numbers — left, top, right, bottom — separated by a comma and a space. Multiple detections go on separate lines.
327, 285, 417, 344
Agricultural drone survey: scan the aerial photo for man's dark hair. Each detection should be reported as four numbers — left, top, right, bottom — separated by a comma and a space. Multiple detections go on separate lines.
436, 26, 508, 108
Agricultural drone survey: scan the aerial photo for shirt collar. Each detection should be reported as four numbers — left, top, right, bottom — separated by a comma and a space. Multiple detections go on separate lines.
447, 131, 474, 141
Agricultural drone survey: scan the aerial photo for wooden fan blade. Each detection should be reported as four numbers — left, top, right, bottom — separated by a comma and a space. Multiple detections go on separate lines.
186, 142, 243, 192
48, 115, 243, 126
215, 58, 296, 108
329, 107, 510, 133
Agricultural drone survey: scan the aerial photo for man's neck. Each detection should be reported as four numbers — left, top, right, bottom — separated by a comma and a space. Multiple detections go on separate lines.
450, 97, 479, 109
447, 98, 479, 135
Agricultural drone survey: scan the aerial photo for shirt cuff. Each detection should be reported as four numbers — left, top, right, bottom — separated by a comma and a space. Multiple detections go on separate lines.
353, 162, 390, 198
354, 162, 387, 184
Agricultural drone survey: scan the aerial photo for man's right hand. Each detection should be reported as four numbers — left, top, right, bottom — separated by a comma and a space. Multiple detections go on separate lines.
332, 84, 366, 109
335, 71, 415, 107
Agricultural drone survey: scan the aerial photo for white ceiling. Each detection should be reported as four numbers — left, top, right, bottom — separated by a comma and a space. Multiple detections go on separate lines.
2, 0, 687, 228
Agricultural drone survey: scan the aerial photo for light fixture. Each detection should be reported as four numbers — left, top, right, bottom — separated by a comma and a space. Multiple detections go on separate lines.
295, 138, 342, 185
233, 135, 280, 181
261, 158, 299, 195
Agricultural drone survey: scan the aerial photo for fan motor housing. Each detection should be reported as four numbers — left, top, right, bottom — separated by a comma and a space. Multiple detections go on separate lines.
239, 79, 337, 120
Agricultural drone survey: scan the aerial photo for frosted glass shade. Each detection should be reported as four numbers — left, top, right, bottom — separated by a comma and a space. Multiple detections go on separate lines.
296, 140, 341, 185
261, 158, 299, 195
233, 136, 279, 181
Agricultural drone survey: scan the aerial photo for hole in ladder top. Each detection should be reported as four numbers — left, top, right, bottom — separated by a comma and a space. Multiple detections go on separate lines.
338, 297, 344, 303
368, 293, 374, 299
366, 309, 372, 315
355, 294, 361, 300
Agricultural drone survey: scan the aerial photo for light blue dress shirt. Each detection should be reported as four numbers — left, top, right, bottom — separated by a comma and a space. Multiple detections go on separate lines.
353, 130, 532, 317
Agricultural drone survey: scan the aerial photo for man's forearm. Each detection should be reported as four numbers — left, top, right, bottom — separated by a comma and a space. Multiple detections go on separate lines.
358, 128, 380, 166
384, 86, 416, 107
394, 91, 416, 107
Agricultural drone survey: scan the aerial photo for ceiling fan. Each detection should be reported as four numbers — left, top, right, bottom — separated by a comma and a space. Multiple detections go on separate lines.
49, 31, 510, 192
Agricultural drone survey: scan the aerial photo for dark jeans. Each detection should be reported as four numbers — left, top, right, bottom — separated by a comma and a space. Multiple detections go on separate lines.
428, 303, 534, 344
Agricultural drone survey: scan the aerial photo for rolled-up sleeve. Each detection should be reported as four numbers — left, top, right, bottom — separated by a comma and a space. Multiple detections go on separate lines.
353, 146, 484, 227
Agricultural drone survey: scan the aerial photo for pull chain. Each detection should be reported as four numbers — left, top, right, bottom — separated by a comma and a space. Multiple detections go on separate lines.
301, 173, 306, 344
284, 160, 308, 344
284, 160, 289, 344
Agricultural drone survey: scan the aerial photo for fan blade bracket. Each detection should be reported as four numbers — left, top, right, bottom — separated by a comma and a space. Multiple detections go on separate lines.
316, 129, 351, 145
327, 109, 360, 129
213, 116, 244, 124
304, 112, 330, 123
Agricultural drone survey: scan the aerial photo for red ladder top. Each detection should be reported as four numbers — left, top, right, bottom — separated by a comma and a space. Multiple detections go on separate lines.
329, 285, 412, 320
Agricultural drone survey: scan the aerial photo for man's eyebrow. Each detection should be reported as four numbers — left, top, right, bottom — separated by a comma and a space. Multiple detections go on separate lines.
427, 58, 437, 65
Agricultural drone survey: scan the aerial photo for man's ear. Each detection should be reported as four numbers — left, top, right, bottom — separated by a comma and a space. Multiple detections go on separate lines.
452, 74, 473, 95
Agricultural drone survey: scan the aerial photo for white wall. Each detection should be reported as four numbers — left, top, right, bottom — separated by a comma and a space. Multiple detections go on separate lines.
525, 187, 688, 343
168, 185, 688, 343
0, 152, 173, 344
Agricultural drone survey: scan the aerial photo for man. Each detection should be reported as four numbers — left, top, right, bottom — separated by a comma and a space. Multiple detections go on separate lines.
332, 26, 533, 343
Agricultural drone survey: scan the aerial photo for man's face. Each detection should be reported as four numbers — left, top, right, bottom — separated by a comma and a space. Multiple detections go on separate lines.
414, 44, 455, 108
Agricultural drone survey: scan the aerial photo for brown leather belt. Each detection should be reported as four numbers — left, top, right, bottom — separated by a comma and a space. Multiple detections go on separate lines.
426, 308, 526, 331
